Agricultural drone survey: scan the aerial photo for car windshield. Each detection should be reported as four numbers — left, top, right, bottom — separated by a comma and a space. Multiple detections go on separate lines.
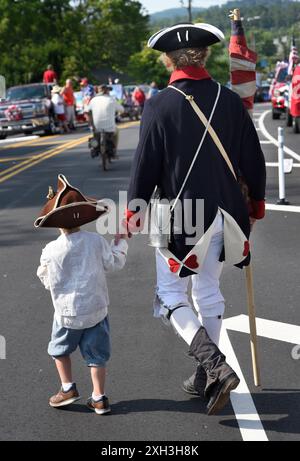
276, 68, 288, 83
6, 85, 47, 101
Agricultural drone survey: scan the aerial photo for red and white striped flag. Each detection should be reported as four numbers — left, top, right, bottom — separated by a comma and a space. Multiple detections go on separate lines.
288, 37, 298, 76
229, 15, 257, 112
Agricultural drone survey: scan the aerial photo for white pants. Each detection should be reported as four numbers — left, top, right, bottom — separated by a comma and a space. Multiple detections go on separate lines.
155, 212, 224, 345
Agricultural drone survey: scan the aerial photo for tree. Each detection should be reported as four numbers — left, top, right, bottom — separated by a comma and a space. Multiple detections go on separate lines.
0, 0, 149, 86
0, 0, 79, 85
128, 47, 169, 87
78, 0, 149, 73
206, 43, 229, 85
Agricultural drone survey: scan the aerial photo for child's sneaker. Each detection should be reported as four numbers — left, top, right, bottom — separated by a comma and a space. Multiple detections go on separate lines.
87, 395, 111, 415
49, 383, 80, 408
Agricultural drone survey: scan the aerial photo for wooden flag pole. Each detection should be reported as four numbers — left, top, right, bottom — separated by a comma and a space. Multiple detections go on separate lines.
229, 6, 261, 387
245, 264, 261, 386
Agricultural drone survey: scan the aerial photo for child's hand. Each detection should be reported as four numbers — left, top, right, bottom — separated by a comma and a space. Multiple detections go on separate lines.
114, 232, 131, 245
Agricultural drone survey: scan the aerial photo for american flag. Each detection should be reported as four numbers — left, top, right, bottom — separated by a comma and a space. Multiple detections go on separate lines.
229, 15, 257, 113
288, 37, 298, 76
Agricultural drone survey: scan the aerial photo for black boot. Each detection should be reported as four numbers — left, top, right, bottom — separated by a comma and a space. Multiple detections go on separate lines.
188, 326, 240, 415
182, 365, 207, 399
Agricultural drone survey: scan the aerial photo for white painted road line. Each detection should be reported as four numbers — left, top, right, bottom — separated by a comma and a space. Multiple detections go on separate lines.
259, 110, 300, 162
219, 328, 268, 441
266, 203, 300, 213
224, 314, 300, 346
266, 162, 300, 167
0, 135, 39, 145
260, 140, 272, 144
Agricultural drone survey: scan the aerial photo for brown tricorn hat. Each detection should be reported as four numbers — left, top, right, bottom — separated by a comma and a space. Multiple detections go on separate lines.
34, 174, 109, 229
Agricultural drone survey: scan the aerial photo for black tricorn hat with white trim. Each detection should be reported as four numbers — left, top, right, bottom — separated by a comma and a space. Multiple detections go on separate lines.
34, 174, 109, 229
148, 23, 224, 52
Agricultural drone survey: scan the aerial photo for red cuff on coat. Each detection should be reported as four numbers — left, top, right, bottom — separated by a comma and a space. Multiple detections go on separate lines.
125, 209, 141, 232
248, 199, 265, 220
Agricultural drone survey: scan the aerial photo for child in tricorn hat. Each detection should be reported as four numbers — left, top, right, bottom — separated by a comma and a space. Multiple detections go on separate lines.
35, 174, 128, 414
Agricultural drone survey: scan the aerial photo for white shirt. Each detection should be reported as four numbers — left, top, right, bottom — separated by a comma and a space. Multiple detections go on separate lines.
51, 94, 65, 115
88, 94, 124, 133
37, 231, 128, 329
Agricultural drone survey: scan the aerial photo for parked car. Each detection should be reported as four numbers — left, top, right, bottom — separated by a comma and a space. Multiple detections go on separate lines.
271, 83, 290, 119
254, 82, 271, 103
0, 83, 56, 139
269, 63, 289, 120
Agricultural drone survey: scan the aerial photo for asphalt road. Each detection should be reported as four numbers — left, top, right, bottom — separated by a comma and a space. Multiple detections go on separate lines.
0, 106, 299, 442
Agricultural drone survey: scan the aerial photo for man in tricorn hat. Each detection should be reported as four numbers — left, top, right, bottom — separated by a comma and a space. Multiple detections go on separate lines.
123, 23, 266, 415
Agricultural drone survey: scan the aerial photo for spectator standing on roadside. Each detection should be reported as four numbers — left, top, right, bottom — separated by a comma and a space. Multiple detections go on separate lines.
132, 86, 146, 115
80, 78, 95, 122
148, 81, 159, 98
43, 65, 58, 84
61, 79, 76, 130
51, 86, 70, 134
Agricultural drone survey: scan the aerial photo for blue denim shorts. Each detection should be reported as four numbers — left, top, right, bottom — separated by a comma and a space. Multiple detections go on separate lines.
48, 316, 110, 367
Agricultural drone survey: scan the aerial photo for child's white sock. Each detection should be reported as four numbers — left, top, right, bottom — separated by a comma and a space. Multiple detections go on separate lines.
62, 382, 73, 392
92, 392, 105, 401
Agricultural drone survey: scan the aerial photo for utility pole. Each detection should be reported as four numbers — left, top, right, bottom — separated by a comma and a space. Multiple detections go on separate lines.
187, 0, 192, 22
180, 0, 192, 22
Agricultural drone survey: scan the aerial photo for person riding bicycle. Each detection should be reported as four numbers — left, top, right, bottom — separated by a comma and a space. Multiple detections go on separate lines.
88, 84, 124, 158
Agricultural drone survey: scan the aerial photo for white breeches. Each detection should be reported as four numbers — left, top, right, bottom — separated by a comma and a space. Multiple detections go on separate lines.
154, 212, 224, 346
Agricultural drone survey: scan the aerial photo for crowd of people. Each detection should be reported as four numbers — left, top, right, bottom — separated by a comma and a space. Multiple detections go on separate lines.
42, 64, 159, 134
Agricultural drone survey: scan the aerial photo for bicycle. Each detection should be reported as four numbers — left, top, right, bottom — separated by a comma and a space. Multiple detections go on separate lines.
88, 130, 116, 171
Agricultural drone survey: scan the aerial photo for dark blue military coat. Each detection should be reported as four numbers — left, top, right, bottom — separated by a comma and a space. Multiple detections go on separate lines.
127, 67, 266, 277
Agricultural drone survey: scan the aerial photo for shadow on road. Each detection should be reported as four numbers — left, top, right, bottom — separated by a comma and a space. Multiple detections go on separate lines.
219, 390, 300, 435
57, 397, 223, 417
57, 390, 300, 436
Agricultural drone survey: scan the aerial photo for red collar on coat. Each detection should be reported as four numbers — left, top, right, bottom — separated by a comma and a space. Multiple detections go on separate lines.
169, 66, 211, 84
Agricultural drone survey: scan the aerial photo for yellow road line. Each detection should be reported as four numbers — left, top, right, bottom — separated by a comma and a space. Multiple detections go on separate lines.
0, 142, 72, 177
0, 134, 89, 177
26, 140, 70, 146
119, 121, 140, 129
0, 134, 60, 151
0, 122, 138, 152
0, 122, 138, 184
0, 156, 35, 162
0, 121, 138, 152
0, 135, 89, 177
0, 136, 89, 184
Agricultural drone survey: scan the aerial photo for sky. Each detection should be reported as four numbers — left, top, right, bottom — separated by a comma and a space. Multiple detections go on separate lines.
141, 0, 227, 14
